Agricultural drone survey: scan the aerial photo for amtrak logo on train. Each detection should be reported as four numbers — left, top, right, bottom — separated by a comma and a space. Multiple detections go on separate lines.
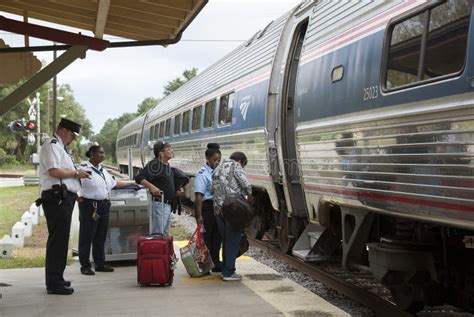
239, 95, 251, 120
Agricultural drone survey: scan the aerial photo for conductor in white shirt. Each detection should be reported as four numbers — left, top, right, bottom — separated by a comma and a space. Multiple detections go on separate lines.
39, 118, 91, 295
77, 145, 135, 276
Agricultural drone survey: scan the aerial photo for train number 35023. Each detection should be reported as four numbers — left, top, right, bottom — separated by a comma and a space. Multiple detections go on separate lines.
363, 85, 378, 100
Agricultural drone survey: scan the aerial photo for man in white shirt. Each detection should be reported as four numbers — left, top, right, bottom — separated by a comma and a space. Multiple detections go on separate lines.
39, 118, 90, 295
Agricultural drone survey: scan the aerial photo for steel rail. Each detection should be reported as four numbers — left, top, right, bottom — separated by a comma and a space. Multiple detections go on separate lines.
248, 238, 413, 317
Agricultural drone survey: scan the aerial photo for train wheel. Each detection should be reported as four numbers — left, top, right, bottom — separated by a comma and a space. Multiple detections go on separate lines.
389, 285, 425, 313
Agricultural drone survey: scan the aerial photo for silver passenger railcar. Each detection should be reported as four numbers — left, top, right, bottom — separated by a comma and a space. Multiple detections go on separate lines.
116, 0, 474, 312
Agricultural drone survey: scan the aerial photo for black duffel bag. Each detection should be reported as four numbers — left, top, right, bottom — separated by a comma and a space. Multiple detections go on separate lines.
221, 193, 255, 230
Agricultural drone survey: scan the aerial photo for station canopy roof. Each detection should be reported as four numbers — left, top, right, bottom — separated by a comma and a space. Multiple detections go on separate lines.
0, 0, 207, 41
0, 0, 207, 115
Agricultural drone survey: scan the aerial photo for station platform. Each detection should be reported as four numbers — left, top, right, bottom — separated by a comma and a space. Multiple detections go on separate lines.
0, 242, 349, 317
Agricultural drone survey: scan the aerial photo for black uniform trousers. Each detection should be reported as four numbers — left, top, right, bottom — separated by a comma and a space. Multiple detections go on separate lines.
202, 200, 222, 269
41, 190, 76, 289
78, 198, 111, 269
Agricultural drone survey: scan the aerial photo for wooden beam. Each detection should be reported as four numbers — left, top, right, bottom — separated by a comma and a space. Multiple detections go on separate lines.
0, 45, 88, 116
0, 15, 109, 50
112, 0, 186, 20
94, 0, 110, 39
141, 0, 194, 12
108, 6, 181, 28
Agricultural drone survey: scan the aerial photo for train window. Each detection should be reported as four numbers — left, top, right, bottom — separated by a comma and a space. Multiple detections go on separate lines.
149, 126, 154, 140
174, 114, 181, 135
153, 124, 159, 140
331, 65, 344, 82
204, 99, 216, 128
182, 110, 190, 133
218, 92, 234, 126
385, 0, 471, 90
159, 122, 165, 138
192, 105, 202, 131
165, 118, 171, 137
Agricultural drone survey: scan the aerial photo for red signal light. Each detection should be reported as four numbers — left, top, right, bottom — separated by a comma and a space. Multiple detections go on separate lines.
25, 120, 37, 132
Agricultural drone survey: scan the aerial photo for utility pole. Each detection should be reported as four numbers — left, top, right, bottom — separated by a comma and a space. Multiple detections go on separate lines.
52, 44, 58, 130
36, 91, 41, 155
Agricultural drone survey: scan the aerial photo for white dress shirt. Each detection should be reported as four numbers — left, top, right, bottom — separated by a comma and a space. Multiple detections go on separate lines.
39, 133, 81, 193
78, 161, 117, 200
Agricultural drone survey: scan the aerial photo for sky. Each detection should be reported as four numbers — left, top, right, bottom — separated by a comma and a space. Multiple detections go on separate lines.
1, 0, 302, 133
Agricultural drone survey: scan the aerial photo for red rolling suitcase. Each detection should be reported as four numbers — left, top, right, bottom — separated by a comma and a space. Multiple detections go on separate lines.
137, 192, 175, 286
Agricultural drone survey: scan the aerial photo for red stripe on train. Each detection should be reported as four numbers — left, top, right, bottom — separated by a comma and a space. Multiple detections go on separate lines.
305, 184, 474, 213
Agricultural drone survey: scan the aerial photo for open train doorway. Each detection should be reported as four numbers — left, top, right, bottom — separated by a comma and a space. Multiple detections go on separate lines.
279, 19, 309, 253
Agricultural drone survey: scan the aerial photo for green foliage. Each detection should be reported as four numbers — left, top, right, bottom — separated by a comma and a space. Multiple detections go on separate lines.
137, 97, 159, 115
93, 68, 198, 163
0, 186, 39, 236
93, 112, 136, 163
0, 80, 93, 163
163, 67, 198, 96
0, 148, 18, 166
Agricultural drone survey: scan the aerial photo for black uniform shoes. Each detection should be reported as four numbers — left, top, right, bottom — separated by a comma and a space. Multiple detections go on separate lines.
81, 268, 95, 275
47, 285, 74, 295
95, 265, 114, 272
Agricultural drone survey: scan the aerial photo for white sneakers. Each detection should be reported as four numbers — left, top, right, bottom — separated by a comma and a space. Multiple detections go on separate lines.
222, 273, 242, 281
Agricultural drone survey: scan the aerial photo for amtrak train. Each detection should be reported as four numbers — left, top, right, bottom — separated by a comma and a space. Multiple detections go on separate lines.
116, 0, 474, 312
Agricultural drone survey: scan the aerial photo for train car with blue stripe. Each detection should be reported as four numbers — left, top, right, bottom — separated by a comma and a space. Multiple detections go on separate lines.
116, 0, 474, 312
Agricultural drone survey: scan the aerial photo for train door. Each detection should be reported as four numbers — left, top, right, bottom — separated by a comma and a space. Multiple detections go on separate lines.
140, 112, 150, 168
279, 19, 309, 252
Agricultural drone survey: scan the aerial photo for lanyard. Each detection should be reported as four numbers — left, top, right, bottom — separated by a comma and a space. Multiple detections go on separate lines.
90, 165, 106, 181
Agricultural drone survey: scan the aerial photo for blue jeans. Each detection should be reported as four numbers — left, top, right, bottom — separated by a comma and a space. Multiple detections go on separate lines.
151, 201, 171, 235
216, 215, 242, 277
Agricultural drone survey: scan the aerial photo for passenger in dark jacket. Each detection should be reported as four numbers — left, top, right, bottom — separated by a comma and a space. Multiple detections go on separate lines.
135, 141, 181, 235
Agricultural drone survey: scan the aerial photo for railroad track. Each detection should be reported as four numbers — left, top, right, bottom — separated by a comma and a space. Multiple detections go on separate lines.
248, 237, 412, 317
248, 238, 473, 317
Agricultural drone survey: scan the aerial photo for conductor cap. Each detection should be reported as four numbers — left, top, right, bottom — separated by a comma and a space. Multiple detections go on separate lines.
58, 118, 81, 135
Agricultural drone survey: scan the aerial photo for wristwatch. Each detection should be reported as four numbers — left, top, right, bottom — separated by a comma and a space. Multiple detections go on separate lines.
74, 170, 79, 178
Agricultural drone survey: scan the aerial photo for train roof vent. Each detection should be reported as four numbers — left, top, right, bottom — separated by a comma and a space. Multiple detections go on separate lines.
245, 31, 260, 47
257, 21, 274, 39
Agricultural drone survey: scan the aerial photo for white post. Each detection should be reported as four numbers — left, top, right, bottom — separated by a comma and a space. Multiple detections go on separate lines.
128, 147, 133, 180
36, 91, 41, 154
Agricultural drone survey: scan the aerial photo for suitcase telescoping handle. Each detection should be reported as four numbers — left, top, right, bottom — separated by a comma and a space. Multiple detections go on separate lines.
149, 190, 165, 236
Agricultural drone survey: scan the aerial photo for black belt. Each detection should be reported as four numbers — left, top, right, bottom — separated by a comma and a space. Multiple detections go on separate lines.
82, 198, 109, 203
152, 197, 171, 204
42, 189, 76, 196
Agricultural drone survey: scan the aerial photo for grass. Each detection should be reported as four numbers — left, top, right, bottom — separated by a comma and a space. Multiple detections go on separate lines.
0, 163, 36, 176
0, 185, 55, 269
0, 186, 40, 237
0, 185, 190, 269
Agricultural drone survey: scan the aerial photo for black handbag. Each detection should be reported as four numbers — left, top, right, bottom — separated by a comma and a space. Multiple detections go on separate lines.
222, 193, 255, 230
220, 163, 255, 230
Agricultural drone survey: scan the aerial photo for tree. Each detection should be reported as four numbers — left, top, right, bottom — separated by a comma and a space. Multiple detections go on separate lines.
0, 80, 92, 163
136, 97, 159, 115
163, 67, 198, 96
92, 112, 136, 163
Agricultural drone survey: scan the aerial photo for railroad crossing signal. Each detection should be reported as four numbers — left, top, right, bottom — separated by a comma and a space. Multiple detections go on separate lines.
26, 133, 36, 145
9, 120, 24, 132
25, 120, 37, 132
8, 119, 37, 132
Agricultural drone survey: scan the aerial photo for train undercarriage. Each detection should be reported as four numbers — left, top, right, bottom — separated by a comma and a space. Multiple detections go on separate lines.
249, 189, 474, 313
